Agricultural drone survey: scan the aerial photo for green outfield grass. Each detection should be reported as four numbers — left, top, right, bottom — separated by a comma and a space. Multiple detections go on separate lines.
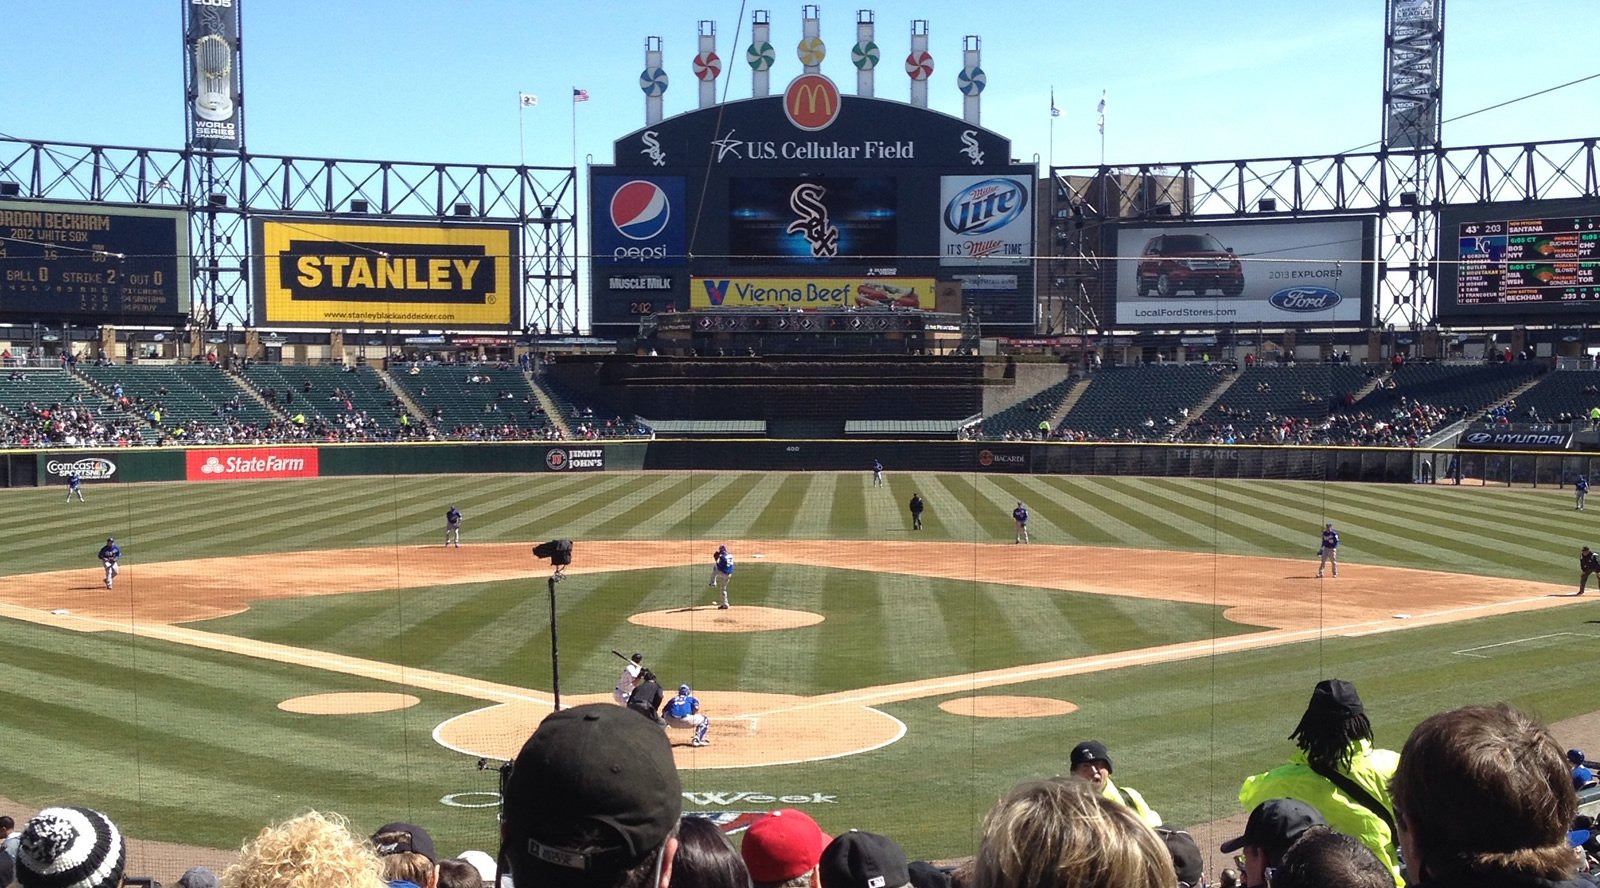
1, 471, 1596, 868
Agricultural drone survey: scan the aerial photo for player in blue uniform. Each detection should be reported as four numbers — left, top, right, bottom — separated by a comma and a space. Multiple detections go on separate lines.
664, 682, 710, 747
1578, 476, 1590, 511
66, 472, 85, 503
872, 459, 884, 487
1317, 523, 1340, 578
708, 545, 734, 609
1013, 501, 1030, 544
1580, 546, 1600, 595
98, 536, 120, 589
444, 505, 462, 547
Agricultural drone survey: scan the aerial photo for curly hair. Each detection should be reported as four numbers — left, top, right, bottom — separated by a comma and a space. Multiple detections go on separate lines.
975, 777, 1176, 888
222, 811, 387, 888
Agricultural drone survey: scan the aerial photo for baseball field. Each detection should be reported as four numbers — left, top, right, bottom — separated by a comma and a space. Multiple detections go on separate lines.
1, 467, 1596, 878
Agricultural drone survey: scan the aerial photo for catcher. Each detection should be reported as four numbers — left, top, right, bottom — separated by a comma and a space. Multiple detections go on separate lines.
1579, 546, 1600, 595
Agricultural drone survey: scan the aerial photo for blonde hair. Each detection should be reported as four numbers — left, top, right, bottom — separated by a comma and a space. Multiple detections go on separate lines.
974, 777, 1176, 888
222, 811, 387, 888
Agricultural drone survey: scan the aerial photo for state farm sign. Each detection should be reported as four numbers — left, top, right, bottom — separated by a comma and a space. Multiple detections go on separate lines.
185, 448, 320, 481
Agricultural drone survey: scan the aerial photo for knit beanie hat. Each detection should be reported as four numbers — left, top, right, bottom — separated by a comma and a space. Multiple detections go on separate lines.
16, 806, 126, 888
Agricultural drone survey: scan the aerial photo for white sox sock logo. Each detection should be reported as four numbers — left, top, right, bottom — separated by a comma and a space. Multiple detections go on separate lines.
786, 183, 839, 257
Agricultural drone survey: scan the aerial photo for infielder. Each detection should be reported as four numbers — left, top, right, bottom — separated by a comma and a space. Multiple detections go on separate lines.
708, 545, 734, 608
1579, 476, 1590, 512
614, 652, 644, 706
1013, 501, 1030, 544
98, 536, 120, 589
1317, 523, 1340, 578
66, 472, 85, 503
664, 683, 710, 747
444, 505, 462, 547
1580, 546, 1600, 595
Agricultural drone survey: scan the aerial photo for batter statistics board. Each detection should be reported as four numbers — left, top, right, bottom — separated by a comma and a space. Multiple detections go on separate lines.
1457, 215, 1600, 306
0, 200, 190, 319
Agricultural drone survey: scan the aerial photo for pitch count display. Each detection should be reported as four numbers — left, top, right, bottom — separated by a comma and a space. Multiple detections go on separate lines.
1441, 199, 1600, 320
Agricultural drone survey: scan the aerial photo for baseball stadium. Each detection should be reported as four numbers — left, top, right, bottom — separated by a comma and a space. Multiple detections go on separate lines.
5, 3, 1600, 888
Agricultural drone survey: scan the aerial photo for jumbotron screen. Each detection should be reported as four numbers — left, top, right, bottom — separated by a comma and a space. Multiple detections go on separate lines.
1439, 197, 1600, 321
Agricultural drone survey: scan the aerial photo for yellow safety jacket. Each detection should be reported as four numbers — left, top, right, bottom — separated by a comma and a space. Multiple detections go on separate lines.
1101, 776, 1162, 827
1238, 740, 1402, 883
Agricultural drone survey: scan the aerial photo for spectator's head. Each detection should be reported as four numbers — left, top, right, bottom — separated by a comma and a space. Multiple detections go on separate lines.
500, 703, 683, 888
1288, 679, 1373, 771
222, 811, 385, 888
435, 860, 482, 888
1219, 799, 1327, 887
1271, 827, 1393, 888
670, 816, 747, 888
372, 823, 436, 888
1390, 703, 1576, 883
1153, 829, 1204, 888
819, 832, 911, 888
0, 815, 14, 835
177, 868, 220, 888
1068, 740, 1114, 789
15, 807, 126, 888
454, 852, 496, 888
974, 776, 1175, 888
741, 809, 828, 888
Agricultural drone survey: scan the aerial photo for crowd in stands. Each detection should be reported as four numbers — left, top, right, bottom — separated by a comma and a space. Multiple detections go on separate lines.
11, 682, 1600, 888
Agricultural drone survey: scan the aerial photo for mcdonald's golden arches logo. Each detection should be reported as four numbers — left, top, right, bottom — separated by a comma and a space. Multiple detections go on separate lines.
783, 74, 841, 131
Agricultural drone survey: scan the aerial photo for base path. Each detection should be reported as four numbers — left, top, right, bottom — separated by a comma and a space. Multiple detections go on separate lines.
0, 541, 1579, 768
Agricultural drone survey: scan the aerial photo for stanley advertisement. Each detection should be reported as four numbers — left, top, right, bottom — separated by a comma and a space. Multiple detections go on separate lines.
254, 219, 518, 327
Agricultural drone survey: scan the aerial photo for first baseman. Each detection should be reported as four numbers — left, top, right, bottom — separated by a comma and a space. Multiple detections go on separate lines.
708, 545, 734, 609
614, 652, 644, 706
444, 505, 462, 547
664, 682, 710, 746
1317, 523, 1340, 578
98, 536, 120, 589
1580, 546, 1600, 595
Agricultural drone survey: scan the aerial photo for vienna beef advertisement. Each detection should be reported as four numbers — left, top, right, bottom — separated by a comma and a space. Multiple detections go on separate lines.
186, 448, 319, 482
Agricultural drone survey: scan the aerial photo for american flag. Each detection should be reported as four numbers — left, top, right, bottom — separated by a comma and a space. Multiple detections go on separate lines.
1050, 87, 1060, 118
572, 88, 590, 102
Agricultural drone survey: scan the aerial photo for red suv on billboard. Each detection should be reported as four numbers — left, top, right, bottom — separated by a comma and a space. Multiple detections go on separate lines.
1136, 233, 1245, 297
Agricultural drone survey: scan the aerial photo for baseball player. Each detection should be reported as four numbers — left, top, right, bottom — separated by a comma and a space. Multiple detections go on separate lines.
909, 492, 924, 531
1579, 476, 1590, 512
97, 536, 120, 589
626, 668, 665, 722
1580, 546, 1600, 595
1317, 523, 1340, 578
614, 652, 644, 706
708, 545, 734, 609
66, 471, 85, 503
664, 683, 711, 747
872, 459, 884, 487
1013, 501, 1030, 544
444, 505, 462, 547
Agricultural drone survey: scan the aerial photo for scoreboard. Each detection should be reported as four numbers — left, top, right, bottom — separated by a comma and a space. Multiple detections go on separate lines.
0, 200, 190, 320
1441, 198, 1600, 320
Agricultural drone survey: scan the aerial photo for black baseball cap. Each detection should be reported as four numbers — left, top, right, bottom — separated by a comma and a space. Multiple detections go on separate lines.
1157, 828, 1204, 887
819, 831, 912, 888
1303, 679, 1364, 719
1220, 799, 1327, 854
500, 703, 682, 885
373, 822, 436, 863
1069, 740, 1112, 773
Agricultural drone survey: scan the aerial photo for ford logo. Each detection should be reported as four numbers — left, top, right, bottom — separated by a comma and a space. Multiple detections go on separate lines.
1466, 433, 1491, 444
1268, 286, 1343, 312
943, 177, 1028, 235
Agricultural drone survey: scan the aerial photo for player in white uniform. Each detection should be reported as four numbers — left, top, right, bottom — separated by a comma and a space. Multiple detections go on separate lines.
614, 652, 644, 706
664, 683, 710, 746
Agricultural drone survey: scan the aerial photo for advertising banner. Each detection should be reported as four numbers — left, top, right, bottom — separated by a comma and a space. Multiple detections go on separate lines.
728, 177, 897, 264
0, 200, 190, 319
42, 455, 120, 485
253, 219, 518, 327
592, 176, 687, 267
186, 448, 320, 481
1113, 217, 1374, 327
939, 175, 1032, 266
544, 447, 605, 471
183, 0, 242, 150
691, 277, 936, 309
1457, 429, 1572, 451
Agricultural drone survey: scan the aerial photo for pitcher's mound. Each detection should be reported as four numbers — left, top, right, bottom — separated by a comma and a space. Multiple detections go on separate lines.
630, 605, 824, 633
279, 692, 420, 714
940, 695, 1078, 718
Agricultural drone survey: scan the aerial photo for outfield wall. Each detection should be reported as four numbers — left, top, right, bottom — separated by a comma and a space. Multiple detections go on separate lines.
10, 440, 1597, 488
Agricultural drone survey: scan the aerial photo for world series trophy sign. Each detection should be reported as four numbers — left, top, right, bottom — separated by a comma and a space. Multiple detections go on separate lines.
184, 0, 242, 151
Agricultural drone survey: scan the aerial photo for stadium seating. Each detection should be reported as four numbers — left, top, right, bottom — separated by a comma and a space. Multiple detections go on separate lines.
0, 368, 154, 444
1487, 365, 1596, 423
76, 364, 275, 431
1185, 364, 1370, 442
979, 377, 1077, 439
240, 364, 415, 434
1058, 364, 1229, 440
387, 363, 553, 436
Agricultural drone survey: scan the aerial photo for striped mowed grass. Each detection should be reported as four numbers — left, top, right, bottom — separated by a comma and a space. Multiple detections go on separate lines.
0, 471, 1595, 865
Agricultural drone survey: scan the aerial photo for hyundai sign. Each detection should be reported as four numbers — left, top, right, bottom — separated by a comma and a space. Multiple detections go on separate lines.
939, 175, 1032, 266
591, 176, 687, 267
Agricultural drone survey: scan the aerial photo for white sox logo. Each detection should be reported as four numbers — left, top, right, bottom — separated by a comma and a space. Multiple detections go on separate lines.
786, 183, 840, 257
960, 130, 984, 165
641, 131, 667, 167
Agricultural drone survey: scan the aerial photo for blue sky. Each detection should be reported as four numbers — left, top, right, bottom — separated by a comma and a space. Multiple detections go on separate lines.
2, 1, 1596, 171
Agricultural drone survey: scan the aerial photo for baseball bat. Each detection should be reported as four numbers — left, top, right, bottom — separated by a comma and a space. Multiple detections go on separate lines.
612, 649, 631, 661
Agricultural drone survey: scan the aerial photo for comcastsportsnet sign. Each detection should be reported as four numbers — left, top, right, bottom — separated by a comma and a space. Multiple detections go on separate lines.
545, 447, 605, 471
44, 456, 118, 484
186, 448, 320, 481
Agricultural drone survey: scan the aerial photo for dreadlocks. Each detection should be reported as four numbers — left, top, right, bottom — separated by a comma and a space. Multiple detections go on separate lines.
1290, 708, 1374, 772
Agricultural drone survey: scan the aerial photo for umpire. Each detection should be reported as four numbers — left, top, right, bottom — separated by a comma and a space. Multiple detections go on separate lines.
909, 493, 924, 531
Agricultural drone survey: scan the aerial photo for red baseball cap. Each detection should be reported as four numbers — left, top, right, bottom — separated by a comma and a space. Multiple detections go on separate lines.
741, 809, 829, 883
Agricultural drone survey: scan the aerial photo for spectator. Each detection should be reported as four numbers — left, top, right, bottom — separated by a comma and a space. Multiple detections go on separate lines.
1070, 739, 1162, 826
1390, 703, 1588, 888
973, 776, 1174, 888
222, 811, 384, 888
499, 703, 682, 888
454, 852, 496, 888
177, 867, 221, 888
371, 822, 436, 888
1154, 828, 1204, 888
1219, 799, 1327, 888
671, 816, 749, 888
819, 832, 912, 888
1271, 827, 1393, 888
741, 808, 829, 888
1238, 680, 1400, 881
0, 814, 16, 860
15, 806, 126, 888
434, 860, 481, 888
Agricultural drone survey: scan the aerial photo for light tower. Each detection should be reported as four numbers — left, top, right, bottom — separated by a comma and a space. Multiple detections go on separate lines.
1379, 0, 1445, 330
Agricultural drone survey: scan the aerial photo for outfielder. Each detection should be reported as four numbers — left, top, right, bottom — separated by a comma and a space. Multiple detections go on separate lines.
1579, 476, 1590, 512
708, 545, 734, 609
97, 536, 120, 589
444, 505, 462, 547
66, 471, 85, 503
664, 683, 710, 747
872, 459, 884, 487
1580, 546, 1600, 595
1013, 501, 1030, 544
614, 652, 644, 706
1317, 523, 1340, 578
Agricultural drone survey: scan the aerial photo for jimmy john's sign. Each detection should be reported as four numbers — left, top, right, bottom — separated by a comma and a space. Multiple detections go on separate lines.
253, 218, 518, 327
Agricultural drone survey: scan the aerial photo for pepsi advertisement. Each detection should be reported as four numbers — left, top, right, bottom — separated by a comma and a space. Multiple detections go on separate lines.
592, 176, 687, 267
1111, 217, 1375, 327
728, 177, 897, 265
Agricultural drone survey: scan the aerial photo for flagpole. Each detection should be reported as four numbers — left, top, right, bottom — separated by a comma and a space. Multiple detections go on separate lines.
1098, 90, 1106, 166
519, 100, 527, 167
1048, 85, 1055, 169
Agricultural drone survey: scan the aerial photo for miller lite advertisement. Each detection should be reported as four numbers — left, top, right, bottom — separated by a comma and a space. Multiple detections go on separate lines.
728, 177, 897, 264
591, 176, 687, 267
939, 176, 1032, 267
